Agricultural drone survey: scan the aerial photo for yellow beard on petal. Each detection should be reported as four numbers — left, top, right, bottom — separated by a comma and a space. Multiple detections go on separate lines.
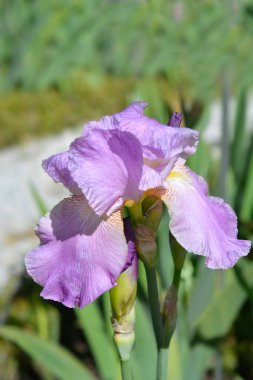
166, 165, 190, 184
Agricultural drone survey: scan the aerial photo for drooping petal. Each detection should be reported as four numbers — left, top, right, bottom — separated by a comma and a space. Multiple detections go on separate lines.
82, 102, 199, 179
25, 196, 128, 308
42, 151, 81, 195
69, 129, 149, 216
162, 166, 251, 269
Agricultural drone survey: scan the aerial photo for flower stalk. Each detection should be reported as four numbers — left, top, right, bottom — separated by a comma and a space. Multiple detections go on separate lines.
128, 199, 170, 379
145, 266, 163, 348
157, 348, 169, 380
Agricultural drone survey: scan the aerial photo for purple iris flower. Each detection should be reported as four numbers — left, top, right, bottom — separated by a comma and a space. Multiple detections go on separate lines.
25, 102, 251, 308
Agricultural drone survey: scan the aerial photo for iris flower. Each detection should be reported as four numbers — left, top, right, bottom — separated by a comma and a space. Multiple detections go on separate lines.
25, 102, 251, 308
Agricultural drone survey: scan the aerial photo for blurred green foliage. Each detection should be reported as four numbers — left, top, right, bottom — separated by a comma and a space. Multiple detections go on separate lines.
1, 0, 253, 149
0, 75, 132, 147
1, 0, 253, 96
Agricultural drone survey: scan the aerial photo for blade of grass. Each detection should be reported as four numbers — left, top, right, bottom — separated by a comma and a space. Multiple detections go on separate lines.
29, 181, 47, 215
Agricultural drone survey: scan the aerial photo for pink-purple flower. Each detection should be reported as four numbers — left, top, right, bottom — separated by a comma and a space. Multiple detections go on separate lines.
25, 102, 251, 308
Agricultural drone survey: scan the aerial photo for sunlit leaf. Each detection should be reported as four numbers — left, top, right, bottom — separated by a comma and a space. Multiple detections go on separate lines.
193, 261, 253, 339
132, 301, 157, 380
183, 344, 214, 380
76, 302, 119, 380
0, 326, 95, 380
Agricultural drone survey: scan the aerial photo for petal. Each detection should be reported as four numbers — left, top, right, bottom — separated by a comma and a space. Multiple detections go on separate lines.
42, 151, 81, 195
162, 166, 251, 269
142, 126, 198, 178
82, 101, 149, 136
25, 196, 128, 308
68, 129, 145, 216
122, 218, 138, 280
140, 164, 164, 192
117, 104, 199, 167
83, 101, 198, 180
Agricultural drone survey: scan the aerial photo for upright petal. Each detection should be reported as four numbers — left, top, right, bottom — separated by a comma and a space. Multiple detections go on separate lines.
82, 101, 148, 136
83, 102, 198, 179
141, 126, 198, 178
140, 164, 164, 192
69, 129, 145, 216
25, 196, 128, 308
162, 166, 251, 269
42, 151, 81, 195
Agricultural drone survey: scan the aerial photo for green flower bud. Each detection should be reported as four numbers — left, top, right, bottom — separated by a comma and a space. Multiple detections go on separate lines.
143, 199, 163, 232
134, 224, 157, 268
128, 198, 163, 268
110, 260, 137, 362
110, 268, 137, 321
170, 234, 187, 271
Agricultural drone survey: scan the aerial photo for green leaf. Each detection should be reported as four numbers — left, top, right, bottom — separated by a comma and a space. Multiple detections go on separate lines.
29, 181, 47, 215
168, 333, 183, 380
193, 261, 253, 339
230, 88, 247, 180
187, 139, 212, 181
132, 301, 157, 380
0, 326, 95, 380
76, 302, 118, 380
240, 138, 253, 220
187, 262, 216, 332
183, 344, 214, 380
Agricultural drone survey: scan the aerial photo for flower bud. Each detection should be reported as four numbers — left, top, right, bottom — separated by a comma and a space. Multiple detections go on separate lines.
129, 199, 163, 268
162, 285, 178, 346
134, 224, 157, 268
170, 234, 187, 271
143, 199, 163, 232
167, 112, 183, 127
110, 246, 137, 362
110, 266, 137, 321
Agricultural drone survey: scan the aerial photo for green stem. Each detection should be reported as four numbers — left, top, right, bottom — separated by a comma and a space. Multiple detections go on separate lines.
172, 268, 182, 291
157, 348, 169, 380
120, 359, 132, 380
145, 266, 163, 348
